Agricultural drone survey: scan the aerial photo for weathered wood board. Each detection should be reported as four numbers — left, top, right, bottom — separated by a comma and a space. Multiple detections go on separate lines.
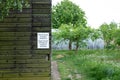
0, 0, 51, 80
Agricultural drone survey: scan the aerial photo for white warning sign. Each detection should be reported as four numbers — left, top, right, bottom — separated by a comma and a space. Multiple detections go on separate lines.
37, 32, 49, 49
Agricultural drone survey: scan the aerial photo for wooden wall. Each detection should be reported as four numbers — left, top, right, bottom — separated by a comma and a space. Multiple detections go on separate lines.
0, 0, 51, 80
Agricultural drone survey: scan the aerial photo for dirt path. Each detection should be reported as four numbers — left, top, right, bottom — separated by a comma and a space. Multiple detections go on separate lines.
51, 61, 61, 80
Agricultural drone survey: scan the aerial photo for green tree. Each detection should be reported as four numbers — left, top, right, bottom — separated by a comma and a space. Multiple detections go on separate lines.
113, 28, 120, 48
99, 22, 118, 49
52, 0, 87, 50
52, 0, 87, 28
54, 24, 73, 50
71, 25, 90, 50
54, 23, 90, 51
0, 0, 29, 20
88, 28, 103, 41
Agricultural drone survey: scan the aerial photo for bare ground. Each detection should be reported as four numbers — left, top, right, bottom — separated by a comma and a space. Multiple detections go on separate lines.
51, 61, 61, 80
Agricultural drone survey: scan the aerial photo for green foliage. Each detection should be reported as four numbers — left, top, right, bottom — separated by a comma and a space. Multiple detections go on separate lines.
71, 25, 89, 42
52, 50, 120, 80
52, 0, 120, 50
113, 29, 120, 47
59, 24, 73, 40
88, 28, 103, 41
99, 22, 118, 48
53, 24, 91, 50
0, 0, 29, 20
83, 61, 117, 80
52, 0, 87, 28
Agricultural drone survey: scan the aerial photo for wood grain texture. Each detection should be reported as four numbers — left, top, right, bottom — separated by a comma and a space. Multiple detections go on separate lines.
0, 0, 51, 80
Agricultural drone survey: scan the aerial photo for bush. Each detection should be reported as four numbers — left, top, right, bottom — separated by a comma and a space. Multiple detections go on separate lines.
79, 56, 120, 80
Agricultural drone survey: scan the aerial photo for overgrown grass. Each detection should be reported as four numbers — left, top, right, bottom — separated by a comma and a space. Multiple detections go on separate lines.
52, 49, 120, 80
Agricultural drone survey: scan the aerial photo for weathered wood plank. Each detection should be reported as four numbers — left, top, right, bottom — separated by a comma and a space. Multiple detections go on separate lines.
0, 32, 31, 37
0, 28, 32, 32
33, 22, 51, 27
0, 18, 32, 23
33, 3, 51, 9
2, 17, 50, 23
0, 50, 50, 55
33, 27, 51, 32
0, 23, 31, 25
0, 77, 50, 80
0, 46, 32, 50
32, 0, 50, 3
33, 9, 51, 14
0, 54, 47, 59
33, 17, 50, 23
0, 22, 51, 27
9, 9, 31, 14
0, 37, 32, 40
2, 72, 50, 77
0, 32, 44, 37
0, 25, 31, 28
0, 41, 37, 46
33, 14, 50, 18
0, 59, 50, 64
6, 14, 32, 18
0, 63, 50, 68
0, 68, 50, 73
0, 27, 50, 32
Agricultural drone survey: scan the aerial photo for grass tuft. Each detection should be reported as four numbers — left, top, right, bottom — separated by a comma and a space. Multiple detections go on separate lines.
52, 50, 120, 80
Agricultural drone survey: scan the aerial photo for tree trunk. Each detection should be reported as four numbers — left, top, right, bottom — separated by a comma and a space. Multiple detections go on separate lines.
76, 41, 79, 51
105, 41, 109, 48
69, 40, 72, 50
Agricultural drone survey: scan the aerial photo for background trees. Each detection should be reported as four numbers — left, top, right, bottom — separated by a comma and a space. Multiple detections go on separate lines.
52, 0, 89, 50
0, 0, 29, 20
113, 27, 120, 48
99, 22, 118, 49
52, 0, 87, 29
54, 24, 91, 50
52, 0, 120, 50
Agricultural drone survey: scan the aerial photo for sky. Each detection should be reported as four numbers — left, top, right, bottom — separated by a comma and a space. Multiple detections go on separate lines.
52, 0, 120, 29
